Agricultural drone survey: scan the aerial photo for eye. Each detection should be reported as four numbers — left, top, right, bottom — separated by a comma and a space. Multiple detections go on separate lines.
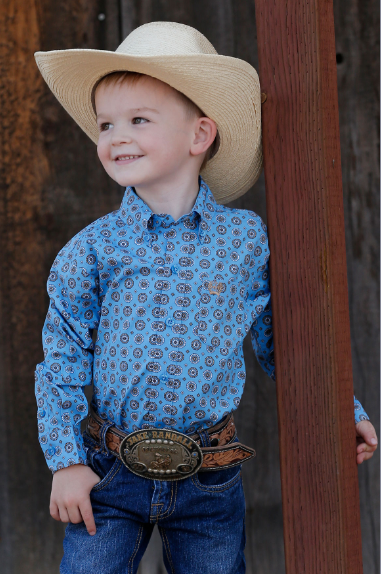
99, 122, 112, 132
132, 117, 148, 125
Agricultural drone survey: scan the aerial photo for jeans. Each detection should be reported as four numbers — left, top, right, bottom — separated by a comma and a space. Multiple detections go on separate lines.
60, 431, 246, 574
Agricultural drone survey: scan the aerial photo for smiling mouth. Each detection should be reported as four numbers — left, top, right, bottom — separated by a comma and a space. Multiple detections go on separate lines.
115, 155, 143, 163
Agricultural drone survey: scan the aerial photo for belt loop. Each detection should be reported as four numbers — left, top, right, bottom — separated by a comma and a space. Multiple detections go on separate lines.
198, 428, 211, 448
99, 421, 114, 456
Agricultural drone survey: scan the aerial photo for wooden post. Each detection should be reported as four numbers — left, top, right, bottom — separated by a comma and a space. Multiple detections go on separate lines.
254, 0, 364, 572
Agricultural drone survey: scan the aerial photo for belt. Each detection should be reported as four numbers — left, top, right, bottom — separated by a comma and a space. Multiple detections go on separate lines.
86, 408, 256, 481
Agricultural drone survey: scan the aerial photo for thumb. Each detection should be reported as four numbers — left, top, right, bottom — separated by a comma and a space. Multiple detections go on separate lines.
357, 424, 377, 446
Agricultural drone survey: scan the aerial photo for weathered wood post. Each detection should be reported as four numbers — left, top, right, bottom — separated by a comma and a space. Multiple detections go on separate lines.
254, 0, 364, 572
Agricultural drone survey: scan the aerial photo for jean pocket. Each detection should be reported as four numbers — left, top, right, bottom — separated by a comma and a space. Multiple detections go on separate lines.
91, 453, 122, 492
191, 464, 242, 492
83, 435, 122, 492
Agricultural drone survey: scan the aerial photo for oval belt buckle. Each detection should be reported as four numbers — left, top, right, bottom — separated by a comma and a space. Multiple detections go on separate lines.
119, 428, 203, 481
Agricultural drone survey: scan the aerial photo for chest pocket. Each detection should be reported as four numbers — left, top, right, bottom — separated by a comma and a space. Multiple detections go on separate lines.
194, 269, 245, 347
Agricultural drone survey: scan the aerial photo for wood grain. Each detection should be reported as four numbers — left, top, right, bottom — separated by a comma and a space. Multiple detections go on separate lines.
253, 0, 375, 572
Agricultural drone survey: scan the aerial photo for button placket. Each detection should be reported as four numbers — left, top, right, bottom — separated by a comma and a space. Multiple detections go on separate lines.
198, 221, 207, 244
160, 229, 175, 331
143, 230, 153, 250
162, 223, 188, 417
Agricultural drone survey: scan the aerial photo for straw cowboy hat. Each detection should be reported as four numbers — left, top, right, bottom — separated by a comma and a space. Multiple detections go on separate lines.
34, 21, 263, 203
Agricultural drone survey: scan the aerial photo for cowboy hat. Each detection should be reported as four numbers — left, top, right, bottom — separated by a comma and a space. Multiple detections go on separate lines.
34, 21, 263, 203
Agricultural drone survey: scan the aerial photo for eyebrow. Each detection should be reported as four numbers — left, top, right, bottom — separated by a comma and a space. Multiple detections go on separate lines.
96, 107, 160, 120
131, 107, 160, 114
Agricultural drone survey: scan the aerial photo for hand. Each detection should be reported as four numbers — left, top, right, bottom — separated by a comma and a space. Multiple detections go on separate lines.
355, 420, 378, 464
50, 463, 101, 535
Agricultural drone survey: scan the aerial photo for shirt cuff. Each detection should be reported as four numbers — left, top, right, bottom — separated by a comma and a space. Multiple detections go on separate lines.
354, 395, 370, 425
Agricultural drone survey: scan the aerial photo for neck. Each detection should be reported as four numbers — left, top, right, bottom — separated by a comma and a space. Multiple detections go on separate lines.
133, 171, 200, 221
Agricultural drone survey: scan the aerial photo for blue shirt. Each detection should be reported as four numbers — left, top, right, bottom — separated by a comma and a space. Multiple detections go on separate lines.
34, 176, 369, 473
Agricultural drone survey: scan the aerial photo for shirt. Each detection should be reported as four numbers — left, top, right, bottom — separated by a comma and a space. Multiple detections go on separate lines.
34, 175, 370, 473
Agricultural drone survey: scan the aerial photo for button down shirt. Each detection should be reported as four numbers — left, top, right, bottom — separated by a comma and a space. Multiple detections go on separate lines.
34, 176, 369, 472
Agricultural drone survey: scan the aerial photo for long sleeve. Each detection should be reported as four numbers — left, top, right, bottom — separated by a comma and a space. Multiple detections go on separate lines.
246, 214, 370, 424
245, 212, 275, 381
34, 230, 101, 473
354, 396, 370, 424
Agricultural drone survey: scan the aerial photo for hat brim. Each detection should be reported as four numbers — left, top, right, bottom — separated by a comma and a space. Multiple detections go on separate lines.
34, 50, 262, 203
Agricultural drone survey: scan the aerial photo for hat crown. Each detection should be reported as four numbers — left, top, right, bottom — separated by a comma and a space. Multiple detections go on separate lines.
115, 21, 218, 57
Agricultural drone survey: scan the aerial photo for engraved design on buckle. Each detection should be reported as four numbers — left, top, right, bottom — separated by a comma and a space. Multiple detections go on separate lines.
119, 429, 203, 481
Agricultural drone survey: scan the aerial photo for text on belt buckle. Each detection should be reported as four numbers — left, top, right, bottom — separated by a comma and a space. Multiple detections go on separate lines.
119, 428, 203, 481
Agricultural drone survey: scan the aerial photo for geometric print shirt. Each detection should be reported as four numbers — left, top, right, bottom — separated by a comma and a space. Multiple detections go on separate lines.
34, 175, 370, 473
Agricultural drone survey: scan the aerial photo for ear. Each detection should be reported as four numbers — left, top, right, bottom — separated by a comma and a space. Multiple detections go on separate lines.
190, 117, 217, 157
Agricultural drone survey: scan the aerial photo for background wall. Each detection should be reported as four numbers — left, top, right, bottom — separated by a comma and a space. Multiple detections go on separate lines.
0, 1, 378, 573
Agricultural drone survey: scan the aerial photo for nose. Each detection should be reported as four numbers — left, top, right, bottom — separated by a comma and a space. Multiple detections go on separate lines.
111, 123, 133, 146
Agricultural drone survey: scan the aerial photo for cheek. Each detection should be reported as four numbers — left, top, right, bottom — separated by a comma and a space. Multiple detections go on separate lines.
97, 141, 109, 166
150, 132, 188, 162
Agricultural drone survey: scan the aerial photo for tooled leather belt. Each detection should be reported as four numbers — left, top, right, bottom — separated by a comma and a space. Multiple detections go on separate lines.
86, 407, 256, 481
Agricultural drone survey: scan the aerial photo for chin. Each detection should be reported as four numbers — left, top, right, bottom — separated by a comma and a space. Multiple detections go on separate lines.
110, 173, 140, 187
115, 175, 157, 188
115, 177, 135, 187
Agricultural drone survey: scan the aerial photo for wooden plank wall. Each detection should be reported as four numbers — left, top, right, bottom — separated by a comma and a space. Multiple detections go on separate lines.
0, 1, 378, 573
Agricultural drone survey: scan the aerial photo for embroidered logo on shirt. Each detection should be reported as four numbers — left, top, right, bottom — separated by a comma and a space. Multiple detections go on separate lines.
207, 280, 224, 295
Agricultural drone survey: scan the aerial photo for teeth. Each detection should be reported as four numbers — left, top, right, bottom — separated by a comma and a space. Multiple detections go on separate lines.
117, 155, 140, 160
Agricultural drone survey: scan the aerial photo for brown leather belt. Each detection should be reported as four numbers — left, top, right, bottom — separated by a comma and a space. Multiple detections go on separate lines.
86, 408, 256, 481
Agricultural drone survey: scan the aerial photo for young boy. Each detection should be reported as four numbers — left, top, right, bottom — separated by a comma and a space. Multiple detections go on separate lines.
34, 21, 377, 574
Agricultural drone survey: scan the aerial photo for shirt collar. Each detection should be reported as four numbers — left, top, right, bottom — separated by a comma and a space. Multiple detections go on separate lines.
119, 175, 219, 235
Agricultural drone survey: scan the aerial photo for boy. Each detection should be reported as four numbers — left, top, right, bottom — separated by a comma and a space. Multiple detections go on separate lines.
34, 21, 377, 574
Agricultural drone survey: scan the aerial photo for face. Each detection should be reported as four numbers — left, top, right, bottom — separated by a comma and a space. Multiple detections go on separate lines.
95, 75, 204, 190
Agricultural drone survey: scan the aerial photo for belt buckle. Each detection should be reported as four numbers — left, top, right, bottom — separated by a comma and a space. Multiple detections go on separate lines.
119, 428, 203, 481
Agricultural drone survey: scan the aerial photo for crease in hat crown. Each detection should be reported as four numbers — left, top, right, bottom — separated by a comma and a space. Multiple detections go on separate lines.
115, 22, 218, 57
34, 20, 263, 203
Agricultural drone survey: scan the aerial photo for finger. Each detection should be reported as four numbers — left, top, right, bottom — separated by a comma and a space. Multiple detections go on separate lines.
359, 453, 374, 464
357, 450, 375, 464
357, 443, 377, 454
362, 451, 374, 460
58, 506, 70, 523
362, 432, 377, 445
360, 429, 378, 446
356, 432, 377, 446
50, 501, 60, 521
67, 505, 84, 524
357, 451, 367, 464
79, 498, 96, 536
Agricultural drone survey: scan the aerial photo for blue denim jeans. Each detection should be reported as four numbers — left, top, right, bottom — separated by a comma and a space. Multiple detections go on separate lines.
60, 431, 246, 574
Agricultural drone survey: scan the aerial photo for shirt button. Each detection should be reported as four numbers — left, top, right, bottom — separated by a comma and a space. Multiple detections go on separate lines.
171, 265, 179, 274
143, 232, 151, 242
165, 318, 174, 326
161, 375, 168, 382
39, 409, 46, 418
47, 447, 56, 456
